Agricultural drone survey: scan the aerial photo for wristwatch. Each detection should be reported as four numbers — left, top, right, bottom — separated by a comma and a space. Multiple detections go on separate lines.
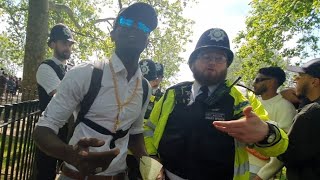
258, 122, 277, 145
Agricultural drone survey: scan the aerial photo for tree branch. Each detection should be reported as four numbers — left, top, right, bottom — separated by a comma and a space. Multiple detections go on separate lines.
118, 0, 122, 9
2, 7, 23, 39
94, 17, 115, 26
48, 1, 81, 29
71, 29, 106, 42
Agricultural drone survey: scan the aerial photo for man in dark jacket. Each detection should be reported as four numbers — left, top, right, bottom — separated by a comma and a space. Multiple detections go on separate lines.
278, 58, 320, 180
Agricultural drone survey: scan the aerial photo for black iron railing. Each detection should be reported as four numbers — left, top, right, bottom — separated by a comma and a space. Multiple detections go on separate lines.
0, 100, 40, 180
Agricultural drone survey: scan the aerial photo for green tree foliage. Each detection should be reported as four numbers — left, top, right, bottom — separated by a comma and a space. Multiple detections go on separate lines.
0, 0, 195, 90
234, 0, 320, 84
0, 0, 28, 66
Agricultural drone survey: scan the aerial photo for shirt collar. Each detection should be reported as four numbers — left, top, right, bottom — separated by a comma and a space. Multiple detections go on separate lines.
190, 80, 219, 102
51, 57, 65, 66
110, 53, 142, 80
192, 80, 218, 96
261, 94, 282, 104
110, 53, 125, 73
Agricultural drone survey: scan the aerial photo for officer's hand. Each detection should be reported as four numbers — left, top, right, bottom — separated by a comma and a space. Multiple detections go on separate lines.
213, 106, 268, 143
66, 137, 120, 176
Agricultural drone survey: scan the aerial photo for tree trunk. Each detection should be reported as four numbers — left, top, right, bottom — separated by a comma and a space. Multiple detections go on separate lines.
21, 0, 49, 100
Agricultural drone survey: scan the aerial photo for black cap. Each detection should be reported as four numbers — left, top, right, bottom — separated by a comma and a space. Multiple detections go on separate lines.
114, 2, 158, 32
48, 23, 75, 44
287, 58, 320, 78
155, 62, 164, 77
139, 59, 157, 81
189, 28, 234, 66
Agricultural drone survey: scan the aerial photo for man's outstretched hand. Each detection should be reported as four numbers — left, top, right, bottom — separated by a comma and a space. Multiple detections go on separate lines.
65, 137, 120, 176
213, 106, 268, 143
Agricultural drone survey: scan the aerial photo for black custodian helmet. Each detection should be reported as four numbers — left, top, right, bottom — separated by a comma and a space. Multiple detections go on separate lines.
139, 59, 157, 81
188, 28, 234, 66
48, 23, 75, 44
155, 62, 164, 78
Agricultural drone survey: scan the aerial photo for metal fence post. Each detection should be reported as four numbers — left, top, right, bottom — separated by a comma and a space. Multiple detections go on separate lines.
9, 103, 19, 179
0, 105, 12, 178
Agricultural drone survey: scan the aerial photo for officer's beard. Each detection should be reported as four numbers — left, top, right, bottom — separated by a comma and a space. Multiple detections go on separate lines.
193, 67, 227, 86
55, 49, 71, 60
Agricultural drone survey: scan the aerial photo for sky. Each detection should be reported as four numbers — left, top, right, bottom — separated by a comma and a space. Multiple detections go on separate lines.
175, 0, 251, 82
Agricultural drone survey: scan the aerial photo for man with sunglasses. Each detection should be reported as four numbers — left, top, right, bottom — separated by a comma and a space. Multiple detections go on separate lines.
144, 28, 288, 180
250, 67, 296, 180
277, 58, 320, 180
33, 3, 159, 180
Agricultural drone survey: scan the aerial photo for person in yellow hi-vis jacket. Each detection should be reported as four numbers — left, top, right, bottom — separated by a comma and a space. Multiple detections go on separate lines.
144, 28, 288, 180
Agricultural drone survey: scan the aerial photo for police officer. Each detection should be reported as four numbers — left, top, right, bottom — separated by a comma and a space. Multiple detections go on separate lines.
139, 59, 158, 120
140, 59, 158, 87
154, 62, 164, 100
35, 23, 75, 180
126, 59, 158, 180
144, 28, 288, 180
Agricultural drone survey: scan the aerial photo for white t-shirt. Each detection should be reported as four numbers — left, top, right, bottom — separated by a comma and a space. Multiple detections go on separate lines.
250, 94, 296, 179
261, 94, 296, 132
36, 53, 151, 175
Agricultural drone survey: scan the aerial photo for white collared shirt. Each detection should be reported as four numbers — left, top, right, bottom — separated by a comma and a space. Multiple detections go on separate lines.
36, 53, 151, 175
36, 57, 66, 94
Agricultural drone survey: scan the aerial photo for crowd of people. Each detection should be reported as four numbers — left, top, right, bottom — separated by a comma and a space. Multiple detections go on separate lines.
31, 2, 319, 180
0, 69, 22, 100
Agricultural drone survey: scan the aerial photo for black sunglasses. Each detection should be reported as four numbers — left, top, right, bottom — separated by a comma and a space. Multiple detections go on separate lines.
254, 77, 272, 83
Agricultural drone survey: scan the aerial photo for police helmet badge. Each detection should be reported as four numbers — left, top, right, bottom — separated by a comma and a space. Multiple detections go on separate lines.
208, 29, 226, 42
140, 61, 150, 76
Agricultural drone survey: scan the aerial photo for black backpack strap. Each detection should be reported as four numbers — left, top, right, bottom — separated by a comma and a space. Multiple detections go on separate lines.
79, 117, 129, 149
41, 59, 65, 80
74, 61, 104, 127
142, 77, 149, 108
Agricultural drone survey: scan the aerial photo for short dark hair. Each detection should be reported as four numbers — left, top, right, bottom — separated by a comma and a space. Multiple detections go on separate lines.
258, 67, 286, 87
